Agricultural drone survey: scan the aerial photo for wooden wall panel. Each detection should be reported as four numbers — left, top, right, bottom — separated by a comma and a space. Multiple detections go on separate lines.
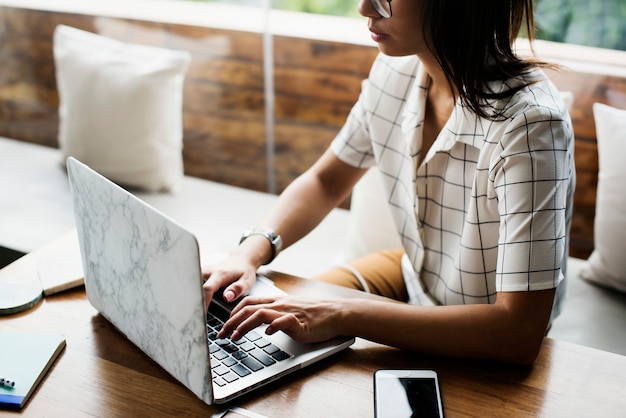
544, 66, 626, 258
0, 6, 375, 196
271, 35, 377, 193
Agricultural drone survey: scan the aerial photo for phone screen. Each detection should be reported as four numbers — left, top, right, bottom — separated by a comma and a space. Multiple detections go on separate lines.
374, 370, 444, 418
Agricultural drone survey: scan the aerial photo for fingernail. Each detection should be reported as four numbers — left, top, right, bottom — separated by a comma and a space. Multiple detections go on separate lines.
224, 290, 235, 302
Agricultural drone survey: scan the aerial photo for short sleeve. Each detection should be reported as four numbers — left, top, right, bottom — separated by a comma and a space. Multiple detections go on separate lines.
330, 79, 377, 169
490, 105, 574, 292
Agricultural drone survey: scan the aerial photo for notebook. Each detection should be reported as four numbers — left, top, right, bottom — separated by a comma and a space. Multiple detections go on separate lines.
0, 331, 66, 409
66, 157, 354, 405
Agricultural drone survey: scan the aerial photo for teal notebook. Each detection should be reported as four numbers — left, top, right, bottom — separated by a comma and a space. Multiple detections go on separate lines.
0, 331, 66, 409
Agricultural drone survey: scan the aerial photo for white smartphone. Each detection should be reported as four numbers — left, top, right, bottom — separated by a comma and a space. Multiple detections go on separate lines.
374, 369, 444, 418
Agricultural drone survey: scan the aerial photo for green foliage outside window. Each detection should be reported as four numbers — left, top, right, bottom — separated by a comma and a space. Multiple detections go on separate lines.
187, 0, 359, 16
535, 0, 626, 50
191, 0, 626, 51
272, 0, 360, 17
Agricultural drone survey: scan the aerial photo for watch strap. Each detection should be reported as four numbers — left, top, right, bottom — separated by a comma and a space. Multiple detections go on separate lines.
239, 227, 283, 265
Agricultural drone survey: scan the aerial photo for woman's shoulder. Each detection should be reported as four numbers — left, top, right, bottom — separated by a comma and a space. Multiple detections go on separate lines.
490, 69, 570, 121
479, 69, 574, 153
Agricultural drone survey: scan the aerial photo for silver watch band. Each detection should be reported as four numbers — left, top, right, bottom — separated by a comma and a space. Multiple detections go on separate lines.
239, 226, 283, 265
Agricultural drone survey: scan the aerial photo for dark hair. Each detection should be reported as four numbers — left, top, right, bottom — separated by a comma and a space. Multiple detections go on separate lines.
422, 0, 548, 119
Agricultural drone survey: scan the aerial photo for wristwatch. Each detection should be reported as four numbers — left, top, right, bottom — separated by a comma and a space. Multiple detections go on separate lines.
239, 226, 283, 265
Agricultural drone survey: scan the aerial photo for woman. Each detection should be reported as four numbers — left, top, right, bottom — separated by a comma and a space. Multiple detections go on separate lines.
203, 0, 575, 365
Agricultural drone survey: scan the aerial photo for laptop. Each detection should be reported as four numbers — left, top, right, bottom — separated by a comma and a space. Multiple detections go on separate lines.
66, 157, 355, 404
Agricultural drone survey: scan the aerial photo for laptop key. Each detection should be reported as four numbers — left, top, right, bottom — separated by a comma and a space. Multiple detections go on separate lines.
241, 356, 264, 372
250, 349, 276, 366
224, 344, 240, 354
207, 316, 221, 328
263, 343, 280, 355
245, 331, 262, 342
212, 364, 230, 376
240, 341, 256, 352
216, 338, 230, 347
232, 351, 248, 360
222, 357, 237, 367
272, 350, 291, 361
232, 364, 252, 377
223, 371, 239, 383
254, 338, 271, 349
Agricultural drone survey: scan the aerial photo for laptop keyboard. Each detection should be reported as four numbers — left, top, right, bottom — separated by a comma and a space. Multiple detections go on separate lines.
207, 303, 291, 387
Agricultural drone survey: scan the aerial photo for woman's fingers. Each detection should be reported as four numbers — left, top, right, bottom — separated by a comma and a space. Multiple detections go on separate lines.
265, 313, 301, 337
219, 297, 342, 344
218, 297, 279, 339
201, 258, 259, 310
230, 307, 289, 341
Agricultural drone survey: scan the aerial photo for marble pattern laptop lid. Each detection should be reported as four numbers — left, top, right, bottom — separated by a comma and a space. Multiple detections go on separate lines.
67, 157, 213, 404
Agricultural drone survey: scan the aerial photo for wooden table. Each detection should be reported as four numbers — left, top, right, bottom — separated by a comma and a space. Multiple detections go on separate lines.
1, 271, 625, 417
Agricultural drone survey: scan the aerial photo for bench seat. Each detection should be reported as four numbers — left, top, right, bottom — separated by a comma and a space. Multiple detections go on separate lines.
0, 137, 349, 279
1, 136, 625, 356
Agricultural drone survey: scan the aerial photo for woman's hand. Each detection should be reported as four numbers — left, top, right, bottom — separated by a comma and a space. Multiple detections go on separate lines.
202, 254, 258, 311
217, 295, 346, 344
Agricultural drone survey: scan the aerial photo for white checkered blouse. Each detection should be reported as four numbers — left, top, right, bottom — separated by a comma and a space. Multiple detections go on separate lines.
331, 53, 575, 315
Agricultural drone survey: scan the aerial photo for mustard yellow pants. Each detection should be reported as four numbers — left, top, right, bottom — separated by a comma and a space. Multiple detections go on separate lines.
314, 248, 408, 302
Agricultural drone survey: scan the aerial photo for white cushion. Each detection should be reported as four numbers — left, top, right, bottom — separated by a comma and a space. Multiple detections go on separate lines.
53, 25, 191, 192
338, 167, 402, 262
560, 91, 574, 111
582, 103, 626, 292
